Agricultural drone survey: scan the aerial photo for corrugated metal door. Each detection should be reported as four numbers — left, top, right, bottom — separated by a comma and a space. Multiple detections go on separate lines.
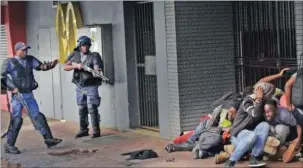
134, 2, 159, 130
233, 1, 297, 91
0, 25, 9, 66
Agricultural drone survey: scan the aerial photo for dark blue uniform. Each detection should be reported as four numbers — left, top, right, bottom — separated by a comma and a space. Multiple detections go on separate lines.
1, 55, 62, 154
3, 56, 41, 118
65, 50, 103, 138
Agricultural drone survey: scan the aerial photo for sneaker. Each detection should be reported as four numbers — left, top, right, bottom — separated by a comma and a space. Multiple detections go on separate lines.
191, 145, 200, 159
215, 152, 230, 164
249, 156, 266, 167
224, 159, 235, 168
224, 144, 235, 156
165, 144, 174, 153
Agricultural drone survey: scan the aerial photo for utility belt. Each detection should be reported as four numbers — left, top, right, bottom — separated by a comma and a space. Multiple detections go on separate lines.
12, 78, 38, 93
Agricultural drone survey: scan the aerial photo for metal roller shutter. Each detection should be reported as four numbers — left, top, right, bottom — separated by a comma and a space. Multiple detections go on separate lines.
0, 25, 9, 66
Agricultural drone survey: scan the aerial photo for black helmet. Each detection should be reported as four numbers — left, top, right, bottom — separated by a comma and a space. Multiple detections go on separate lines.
77, 36, 92, 46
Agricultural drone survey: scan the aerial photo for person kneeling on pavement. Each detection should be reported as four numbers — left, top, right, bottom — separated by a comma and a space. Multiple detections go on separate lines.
165, 90, 248, 153
191, 98, 241, 160
224, 85, 274, 168
264, 99, 302, 163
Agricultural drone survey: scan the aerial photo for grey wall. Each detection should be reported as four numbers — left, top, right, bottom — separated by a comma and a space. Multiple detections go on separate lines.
154, 1, 171, 139
173, 2, 236, 131
26, 1, 130, 131
164, 1, 182, 138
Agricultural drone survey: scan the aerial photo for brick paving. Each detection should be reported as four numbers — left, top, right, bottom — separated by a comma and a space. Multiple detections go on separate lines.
1, 111, 302, 167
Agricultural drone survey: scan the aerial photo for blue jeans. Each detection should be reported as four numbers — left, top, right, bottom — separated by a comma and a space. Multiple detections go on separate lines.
187, 120, 208, 144
11, 92, 40, 119
76, 86, 101, 107
230, 122, 269, 162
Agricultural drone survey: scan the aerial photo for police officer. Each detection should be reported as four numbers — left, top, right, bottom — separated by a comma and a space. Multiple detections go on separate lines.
64, 36, 103, 138
1, 42, 62, 154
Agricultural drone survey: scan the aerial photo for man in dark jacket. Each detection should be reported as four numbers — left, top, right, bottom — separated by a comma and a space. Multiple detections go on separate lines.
224, 86, 273, 168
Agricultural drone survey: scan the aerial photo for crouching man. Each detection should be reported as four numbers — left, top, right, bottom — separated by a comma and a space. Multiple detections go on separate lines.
165, 90, 245, 153
224, 86, 273, 168
264, 99, 302, 162
1, 42, 62, 154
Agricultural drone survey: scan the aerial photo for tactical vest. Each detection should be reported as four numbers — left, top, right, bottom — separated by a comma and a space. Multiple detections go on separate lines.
10, 57, 39, 93
70, 51, 102, 87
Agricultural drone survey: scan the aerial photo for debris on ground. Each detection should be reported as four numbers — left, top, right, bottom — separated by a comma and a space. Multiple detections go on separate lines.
46, 148, 99, 156
166, 157, 175, 162
1, 159, 23, 168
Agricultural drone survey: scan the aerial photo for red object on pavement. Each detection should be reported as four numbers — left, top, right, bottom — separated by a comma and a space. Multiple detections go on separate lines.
172, 130, 194, 144
172, 114, 211, 144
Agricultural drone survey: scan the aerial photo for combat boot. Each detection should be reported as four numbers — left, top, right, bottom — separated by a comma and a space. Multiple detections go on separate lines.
34, 113, 62, 148
5, 117, 23, 154
88, 104, 101, 138
75, 105, 89, 138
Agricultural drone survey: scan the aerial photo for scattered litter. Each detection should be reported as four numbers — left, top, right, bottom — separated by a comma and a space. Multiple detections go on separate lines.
47, 148, 99, 156
166, 157, 175, 162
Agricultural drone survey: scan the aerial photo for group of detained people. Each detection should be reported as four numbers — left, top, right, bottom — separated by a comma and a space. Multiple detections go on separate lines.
164, 68, 303, 168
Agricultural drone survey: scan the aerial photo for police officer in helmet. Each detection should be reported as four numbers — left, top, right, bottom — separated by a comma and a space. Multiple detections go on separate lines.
64, 36, 103, 138
1, 42, 62, 154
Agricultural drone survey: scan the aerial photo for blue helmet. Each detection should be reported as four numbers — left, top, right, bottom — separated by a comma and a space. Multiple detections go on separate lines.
77, 36, 92, 46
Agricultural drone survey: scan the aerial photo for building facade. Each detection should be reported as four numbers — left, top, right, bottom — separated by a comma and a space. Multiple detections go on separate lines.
1, 1, 303, 139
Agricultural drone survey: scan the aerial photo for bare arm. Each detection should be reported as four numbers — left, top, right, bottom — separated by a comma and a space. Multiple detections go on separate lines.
257, 68, 289, 83
284, 75, 296, 110
64, 61, 78, 71
63, 54, 80, 71
294, 125, 302, 148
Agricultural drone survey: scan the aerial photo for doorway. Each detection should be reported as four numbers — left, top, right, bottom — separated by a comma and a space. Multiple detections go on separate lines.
134, 2, 159, 130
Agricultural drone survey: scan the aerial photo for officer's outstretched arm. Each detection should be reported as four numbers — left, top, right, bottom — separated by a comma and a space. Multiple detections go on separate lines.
28, 55, 58, 71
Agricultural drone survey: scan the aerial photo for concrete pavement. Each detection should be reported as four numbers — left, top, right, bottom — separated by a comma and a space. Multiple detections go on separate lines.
1, 111, 302, 167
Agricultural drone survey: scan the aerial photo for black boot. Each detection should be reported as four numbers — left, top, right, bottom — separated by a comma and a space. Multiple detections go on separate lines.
88, 104, 100, 138
34, 113, 62, 148
75, 106, 89, 138
5, 117, 23, 154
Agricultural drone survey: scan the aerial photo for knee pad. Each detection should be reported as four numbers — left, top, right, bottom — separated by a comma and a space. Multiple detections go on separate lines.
10, 117, 23, 130
78, 105, 88, 115
34, 112, 46, 121
87, 104, 98, 114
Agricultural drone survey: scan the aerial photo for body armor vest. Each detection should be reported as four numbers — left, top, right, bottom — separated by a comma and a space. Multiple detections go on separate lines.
10, 57, 38, 93
70, 51, 102, 87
